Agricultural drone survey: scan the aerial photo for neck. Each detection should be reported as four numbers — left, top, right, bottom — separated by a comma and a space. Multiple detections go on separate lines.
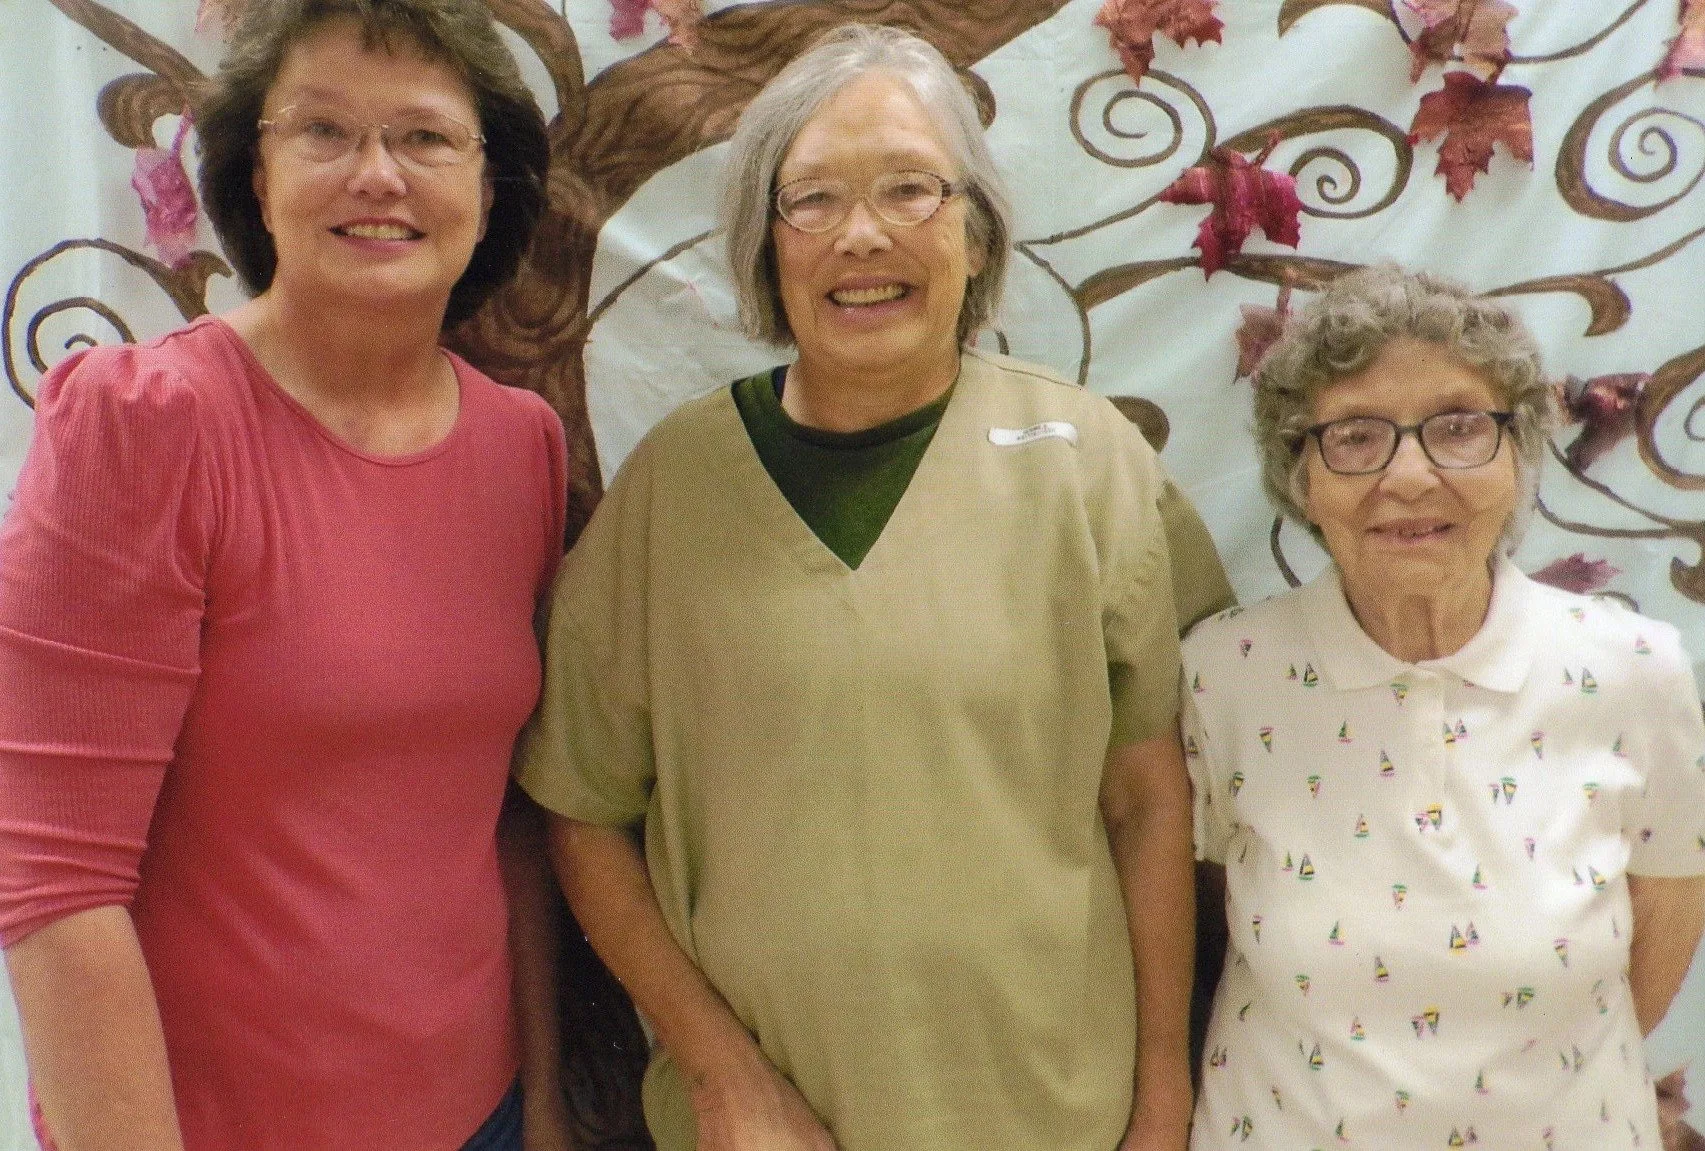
782, 349, 960, 433
1340, 561, 1496, 663
227, 287, 450, 405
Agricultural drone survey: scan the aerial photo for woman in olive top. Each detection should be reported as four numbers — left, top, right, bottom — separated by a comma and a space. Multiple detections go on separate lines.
517, 24, 1230, 1151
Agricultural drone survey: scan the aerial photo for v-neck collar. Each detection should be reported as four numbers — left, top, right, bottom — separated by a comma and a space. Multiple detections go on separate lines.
710, 355, 977, 578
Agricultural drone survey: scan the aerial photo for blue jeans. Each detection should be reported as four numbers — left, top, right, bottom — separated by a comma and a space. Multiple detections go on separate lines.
459, 1081, 523, 1151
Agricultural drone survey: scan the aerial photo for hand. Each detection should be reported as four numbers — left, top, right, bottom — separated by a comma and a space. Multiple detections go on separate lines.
689, 1057, 838, 1151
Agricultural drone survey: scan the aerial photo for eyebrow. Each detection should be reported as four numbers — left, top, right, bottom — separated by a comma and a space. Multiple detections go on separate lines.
781, 148, 952, 177
267, 86, 470, 119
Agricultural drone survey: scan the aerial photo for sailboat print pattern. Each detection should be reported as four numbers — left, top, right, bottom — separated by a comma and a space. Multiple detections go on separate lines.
1180, 565, 1705, 1150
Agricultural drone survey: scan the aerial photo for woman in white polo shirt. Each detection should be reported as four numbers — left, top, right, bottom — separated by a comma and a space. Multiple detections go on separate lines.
1183, 266, 1705, 1150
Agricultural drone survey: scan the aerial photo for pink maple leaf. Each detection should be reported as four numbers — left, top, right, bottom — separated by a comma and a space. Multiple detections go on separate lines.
610, 0, 704, 49
131, 115, 198, 271
1095, 0, 1224, 84
1660, 0, 1705, 82
1404, 0, 1516, 82
1235, 279, 1294, 379
1530, 553, 1621, 595
1408, 70, 1533, 200
1561, 372, 1648, 470
1159, 139, 1303, 277
196, 0, 244, 36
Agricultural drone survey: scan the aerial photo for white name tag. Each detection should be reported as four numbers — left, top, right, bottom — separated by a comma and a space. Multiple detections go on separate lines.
988, 421, 1079, 448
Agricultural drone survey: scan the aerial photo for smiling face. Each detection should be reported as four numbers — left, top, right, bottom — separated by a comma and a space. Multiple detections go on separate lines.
252, 17, 490, 319
1304, 337, 1519, 612
770, 71, 984, 388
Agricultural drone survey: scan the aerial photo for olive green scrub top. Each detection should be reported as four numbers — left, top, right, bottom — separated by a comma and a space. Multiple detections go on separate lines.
517, 349, 1231, 1151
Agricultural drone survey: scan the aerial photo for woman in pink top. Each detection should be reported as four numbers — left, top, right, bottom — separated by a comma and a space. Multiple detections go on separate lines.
0, 2, 570, 1149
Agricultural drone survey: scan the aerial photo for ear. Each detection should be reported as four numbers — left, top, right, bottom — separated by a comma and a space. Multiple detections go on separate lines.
477, 172, 494, 242
252, 149, 274, 233
965, 234, 987, 280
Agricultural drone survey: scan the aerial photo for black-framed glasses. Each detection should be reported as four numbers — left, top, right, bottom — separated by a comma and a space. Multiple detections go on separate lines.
1304, 411, 1514, 475
774, 169, 963, 233
257, 103, 484, 170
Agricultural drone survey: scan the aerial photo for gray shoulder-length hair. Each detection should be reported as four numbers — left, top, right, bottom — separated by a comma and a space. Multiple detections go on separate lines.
1252, 265, 1559, 552
719, 23, 1013, 347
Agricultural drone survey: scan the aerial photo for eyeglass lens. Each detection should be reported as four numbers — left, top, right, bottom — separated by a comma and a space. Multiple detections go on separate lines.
262, 104, 481, 169
776, 170, 953, 233
1316, 412, 1505, 474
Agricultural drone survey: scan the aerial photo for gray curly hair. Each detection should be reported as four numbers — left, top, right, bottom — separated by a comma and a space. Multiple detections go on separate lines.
1251, 265, 1559, 551
719, 23, 1012, 348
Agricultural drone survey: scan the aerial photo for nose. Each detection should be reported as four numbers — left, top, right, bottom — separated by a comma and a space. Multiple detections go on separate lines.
832, 197, 892, 257
344, 127, 407, 197
1378, 430, 1439, 497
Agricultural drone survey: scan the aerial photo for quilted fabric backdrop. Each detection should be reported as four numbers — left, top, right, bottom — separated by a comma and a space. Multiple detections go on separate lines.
1, 1, 1702, 1148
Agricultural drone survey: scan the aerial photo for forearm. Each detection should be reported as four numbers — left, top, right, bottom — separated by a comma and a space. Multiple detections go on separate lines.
544, 816, 768, 1089
5, 905, 183, 1151
1628, 873, 1705, 1035
498, 788, 574, 1147
1101, 735, 1196, 1142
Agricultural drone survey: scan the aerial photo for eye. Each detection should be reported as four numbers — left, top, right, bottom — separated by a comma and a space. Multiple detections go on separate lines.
400, 126, 455, 149
1431, 412, 1484, 441
1325, 422, 1380, 450
298, 115, 353, 142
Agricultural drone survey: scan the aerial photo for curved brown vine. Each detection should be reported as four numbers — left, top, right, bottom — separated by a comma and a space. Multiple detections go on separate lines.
3, 239, 227, 407
1224, 106, 1413, 219
1556, 68, 1705, 222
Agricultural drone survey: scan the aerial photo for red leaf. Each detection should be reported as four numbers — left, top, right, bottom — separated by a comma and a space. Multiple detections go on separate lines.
1234, 279, 1294, 379
1561, 372, 1648, 470
609, 0, 648, 40
610, 0, 704, 48
1530, 553, 1621, 595
131, 116, 198, 272
1096, 0, 1225, 84
1404, 0, 1516, 81
1660, 0, 1705, 81
1159, 141, 1303, 276
1407, 71, 1533, 200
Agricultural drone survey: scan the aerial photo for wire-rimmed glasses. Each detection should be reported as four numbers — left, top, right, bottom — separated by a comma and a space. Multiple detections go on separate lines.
774, 170, 963, 233
257, 103, 485, 170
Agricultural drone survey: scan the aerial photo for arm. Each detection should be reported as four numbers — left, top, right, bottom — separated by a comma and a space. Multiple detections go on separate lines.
545, 815, 835, 1151
5, 907, 183, 1151
1101, 733, 1196, 1151
1628, 873, 1705, 1036
498, 786, 576, 1151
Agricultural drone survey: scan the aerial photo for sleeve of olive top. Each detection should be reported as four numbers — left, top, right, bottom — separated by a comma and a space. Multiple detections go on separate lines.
1103, 416, 1184, 750
0, 347, 213, 947
1157, 472, 1236, 633
514, 439, 657, 829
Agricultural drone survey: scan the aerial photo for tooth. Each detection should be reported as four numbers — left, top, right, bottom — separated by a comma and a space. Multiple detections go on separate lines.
832, 285, 904, 305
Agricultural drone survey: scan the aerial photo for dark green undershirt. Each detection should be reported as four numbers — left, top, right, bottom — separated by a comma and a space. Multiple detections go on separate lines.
732, 367, 952, 569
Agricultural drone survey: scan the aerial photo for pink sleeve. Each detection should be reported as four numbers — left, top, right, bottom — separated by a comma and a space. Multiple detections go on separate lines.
0, 347, 212, 947
541, 397, 568, 593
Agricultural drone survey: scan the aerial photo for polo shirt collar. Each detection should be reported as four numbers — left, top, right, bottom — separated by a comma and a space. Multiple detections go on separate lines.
1301, 555, 1537, 694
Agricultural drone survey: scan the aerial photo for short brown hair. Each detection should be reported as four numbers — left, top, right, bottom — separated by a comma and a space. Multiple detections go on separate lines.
197, 0, 548, 328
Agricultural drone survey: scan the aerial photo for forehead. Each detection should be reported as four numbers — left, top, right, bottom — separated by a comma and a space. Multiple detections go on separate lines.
779, 71, 958, 177
1312, 337, 1504, 421
267, 16, 475, 114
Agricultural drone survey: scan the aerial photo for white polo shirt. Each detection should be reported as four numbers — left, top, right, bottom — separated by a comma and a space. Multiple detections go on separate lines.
1183, 558, 1705, 1151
